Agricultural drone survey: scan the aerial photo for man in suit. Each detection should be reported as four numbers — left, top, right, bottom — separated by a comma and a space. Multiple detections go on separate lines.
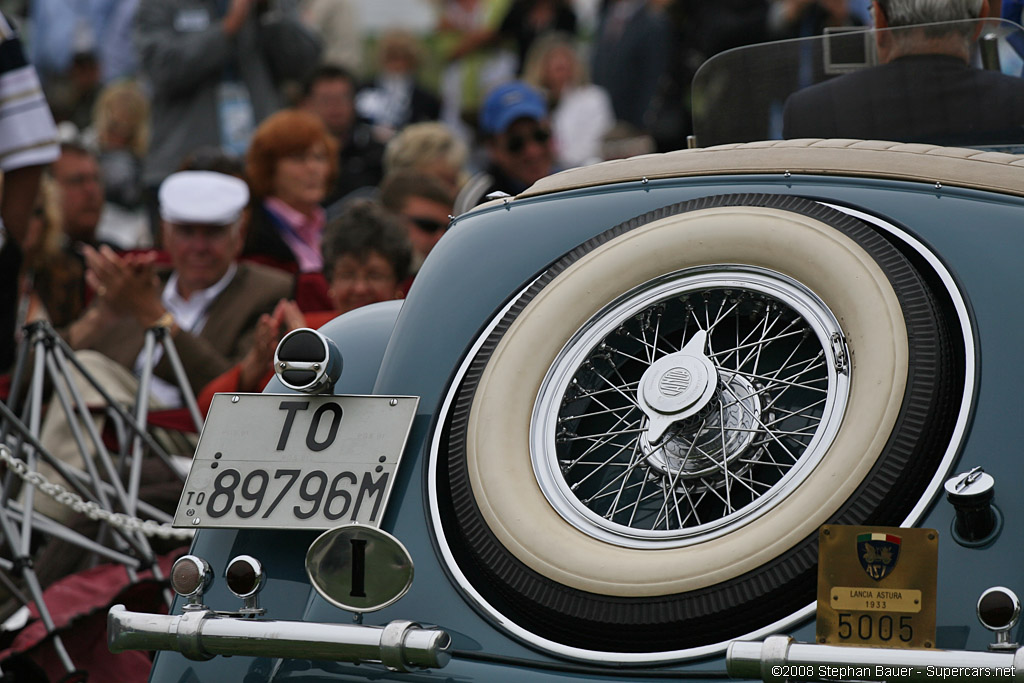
782, 0, 1024, 145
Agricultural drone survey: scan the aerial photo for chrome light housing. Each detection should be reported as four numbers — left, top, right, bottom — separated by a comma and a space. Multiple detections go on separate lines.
274, 328, 342, 394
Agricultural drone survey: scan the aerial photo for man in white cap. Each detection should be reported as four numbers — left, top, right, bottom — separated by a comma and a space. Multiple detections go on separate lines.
31, 171, 292, 528
65, 170, 293, 405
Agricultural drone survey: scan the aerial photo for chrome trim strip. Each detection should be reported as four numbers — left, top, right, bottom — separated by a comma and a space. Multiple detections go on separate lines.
727, 636, 1024, 682
107, 605, 451, 672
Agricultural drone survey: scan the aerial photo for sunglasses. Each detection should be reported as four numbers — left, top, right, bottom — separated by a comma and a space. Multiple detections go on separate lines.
505, 128, 551, 154
409, 216, 448, 234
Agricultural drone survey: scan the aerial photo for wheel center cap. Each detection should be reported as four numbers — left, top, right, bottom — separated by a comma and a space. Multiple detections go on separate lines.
643, 356, 711, 414
637, 330, 718, 444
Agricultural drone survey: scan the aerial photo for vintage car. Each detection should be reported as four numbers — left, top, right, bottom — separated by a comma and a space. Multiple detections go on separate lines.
110, 18, 1024, 683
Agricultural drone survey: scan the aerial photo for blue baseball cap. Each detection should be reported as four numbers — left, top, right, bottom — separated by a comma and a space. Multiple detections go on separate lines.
480, 81, 548, 135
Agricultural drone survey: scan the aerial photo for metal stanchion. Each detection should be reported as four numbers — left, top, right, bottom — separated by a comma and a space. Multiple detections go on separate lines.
0, 320, 199, 675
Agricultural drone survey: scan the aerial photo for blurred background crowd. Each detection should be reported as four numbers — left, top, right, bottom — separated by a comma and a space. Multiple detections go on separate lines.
0, 0, 884, 408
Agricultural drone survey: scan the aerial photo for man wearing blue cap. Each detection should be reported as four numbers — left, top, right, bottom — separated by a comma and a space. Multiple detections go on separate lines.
455, 80, 557, 213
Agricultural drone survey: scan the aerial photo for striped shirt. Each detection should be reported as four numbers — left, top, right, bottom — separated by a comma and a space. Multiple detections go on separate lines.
0, 11, 59, 174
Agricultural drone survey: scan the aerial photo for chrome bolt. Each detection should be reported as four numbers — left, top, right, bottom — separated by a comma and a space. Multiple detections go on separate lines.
231, 395, 240, 403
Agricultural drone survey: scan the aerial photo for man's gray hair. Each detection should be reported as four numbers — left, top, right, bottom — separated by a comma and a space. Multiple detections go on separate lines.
879, 0, 985, 27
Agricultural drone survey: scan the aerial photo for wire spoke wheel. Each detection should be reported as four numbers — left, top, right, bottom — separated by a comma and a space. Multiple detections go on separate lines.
534, 268, 847, 547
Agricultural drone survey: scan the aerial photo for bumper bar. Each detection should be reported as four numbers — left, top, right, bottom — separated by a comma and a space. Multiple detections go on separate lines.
728, 635, 1024, 682
108, 605, 451, 672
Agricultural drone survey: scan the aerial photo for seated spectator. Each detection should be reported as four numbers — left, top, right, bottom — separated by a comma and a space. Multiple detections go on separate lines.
356, 30, 442, 142
199, 200, 410, 413
383, 121, 470, 198
52, 141, 105, 248
243, 109, 338, 278
301, 65, 386, 206
523, 33, 615, 168
36, 170, 293, 527
64, 171, 293, 403
454, 80, 557, 213
84, 78, 152, 249
34, 141, 110, 330
380, 170, 455, 280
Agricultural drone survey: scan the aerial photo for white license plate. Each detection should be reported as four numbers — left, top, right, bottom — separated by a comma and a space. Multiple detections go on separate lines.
173, 393, 419, 530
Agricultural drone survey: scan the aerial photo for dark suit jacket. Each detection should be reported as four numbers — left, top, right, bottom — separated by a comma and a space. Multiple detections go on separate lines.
591, 3, 671, 129
243, 202, 297, 272
782, 54, 1024, 146
76, 262, 293, 393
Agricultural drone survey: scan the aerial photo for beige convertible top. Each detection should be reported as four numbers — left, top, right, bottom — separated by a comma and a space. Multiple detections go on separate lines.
518, 138, 1024, 200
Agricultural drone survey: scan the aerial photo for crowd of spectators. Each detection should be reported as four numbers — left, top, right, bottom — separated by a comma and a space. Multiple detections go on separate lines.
0, 0, 886, 567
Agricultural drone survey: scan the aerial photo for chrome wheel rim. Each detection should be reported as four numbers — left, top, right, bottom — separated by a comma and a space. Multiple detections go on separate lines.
530, 266, 850, 548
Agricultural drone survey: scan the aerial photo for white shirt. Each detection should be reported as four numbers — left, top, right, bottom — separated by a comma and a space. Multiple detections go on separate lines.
552, 85, 616, 168
134, 264, 237, 408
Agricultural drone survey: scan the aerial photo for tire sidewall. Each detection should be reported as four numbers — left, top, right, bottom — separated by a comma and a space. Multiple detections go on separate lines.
465, 205, 910, 596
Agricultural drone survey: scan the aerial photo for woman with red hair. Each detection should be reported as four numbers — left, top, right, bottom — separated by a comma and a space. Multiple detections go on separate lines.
243, 109, 339, 276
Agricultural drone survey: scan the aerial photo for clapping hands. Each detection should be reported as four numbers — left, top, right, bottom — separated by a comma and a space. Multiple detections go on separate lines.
237, 299, 307, 392
82, 245, 165, 325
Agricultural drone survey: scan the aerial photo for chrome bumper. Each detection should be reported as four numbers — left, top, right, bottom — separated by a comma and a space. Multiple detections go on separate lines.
728, 635, 1024, 682
108, 605, 451, 672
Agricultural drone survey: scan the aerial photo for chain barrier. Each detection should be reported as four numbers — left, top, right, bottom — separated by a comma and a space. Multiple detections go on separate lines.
0, 445, 193, 541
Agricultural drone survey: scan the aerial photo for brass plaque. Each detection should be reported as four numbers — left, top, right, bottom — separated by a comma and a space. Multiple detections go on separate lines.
829, 587, 921, 612
817, 525, 937, 648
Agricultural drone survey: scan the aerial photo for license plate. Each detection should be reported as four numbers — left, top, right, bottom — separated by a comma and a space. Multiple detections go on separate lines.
816, 525, 937, 649
173, 393, 419, 530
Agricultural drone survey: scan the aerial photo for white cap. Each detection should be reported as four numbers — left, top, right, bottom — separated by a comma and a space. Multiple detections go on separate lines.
158, 171, 249, 226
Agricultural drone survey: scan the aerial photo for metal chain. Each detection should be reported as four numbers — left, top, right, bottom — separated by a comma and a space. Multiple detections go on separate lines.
0, 445, 193, 541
